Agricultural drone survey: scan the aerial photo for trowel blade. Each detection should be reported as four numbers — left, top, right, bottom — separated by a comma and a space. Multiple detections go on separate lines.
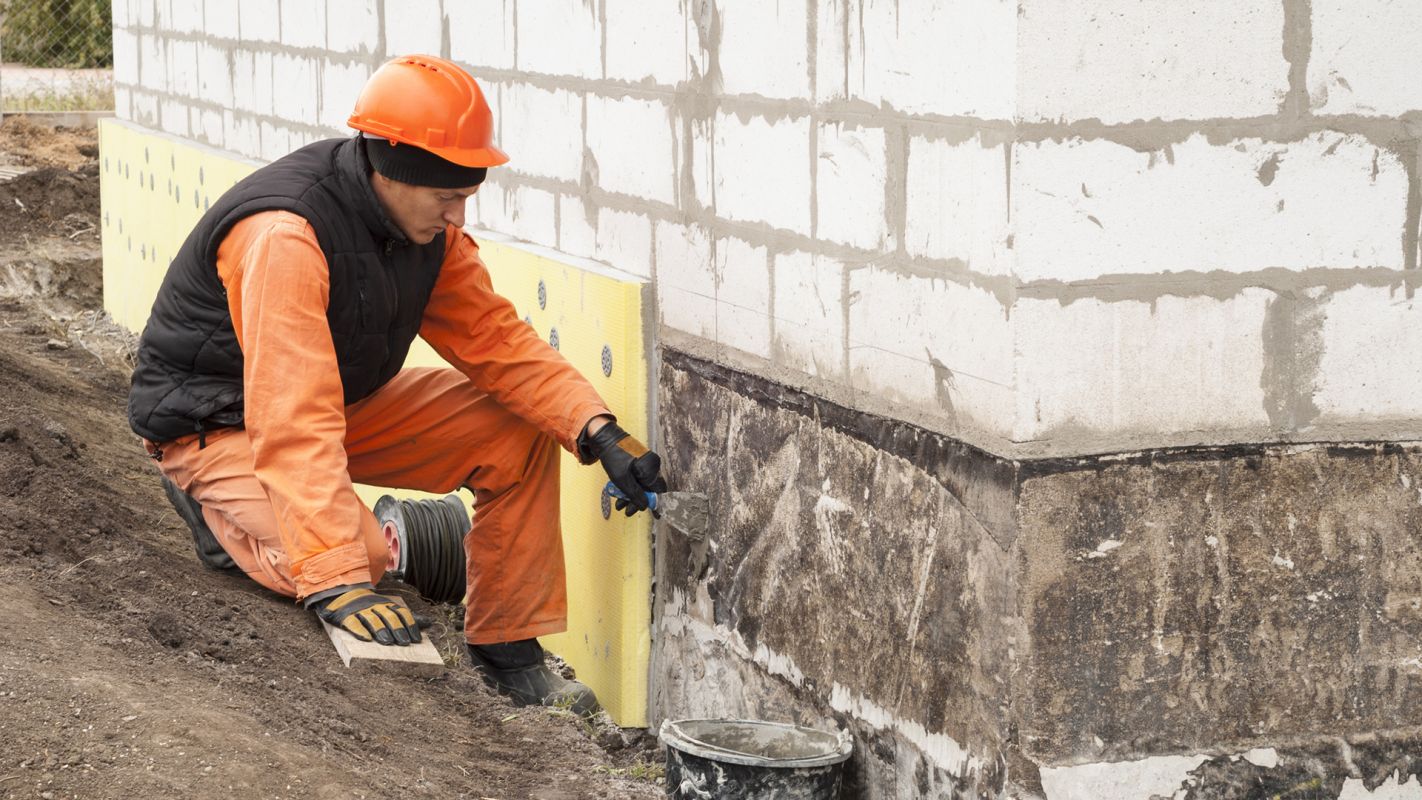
653, 492, 709, 540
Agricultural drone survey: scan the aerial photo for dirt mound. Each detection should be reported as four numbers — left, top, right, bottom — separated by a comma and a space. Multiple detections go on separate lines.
0, 117, 99, 169
0, 125, 663, 799
0, 162, 100, 238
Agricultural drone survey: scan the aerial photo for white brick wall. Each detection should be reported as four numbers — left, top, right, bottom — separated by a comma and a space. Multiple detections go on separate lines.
773, 251, 845, 381
448, 1, 515, 70
239, 0, 281, 43
168, 0, 204, 34
586, 95, 678, 205
197, 43, 234, 109
1012, 133, 1409, 282
814, 0, 846, 104
223, 110, 260, 160
712, 112, 812, 236
205, 0, 239, 38
1014, 291, 1274, 441
271, 54, 320, 125
604, 0, 686, 86
817, 122, 888, 250
655, 221, 716, 340
167, 39, 199, 97
499, 83, 584, 182
849, 0, 1016, 119
280, 0, 327, 49
160, 97, 191, 137
232, 49, 274, 116
1018, 1, 1288, 124
516, 0, 602, 78
195, 109, 223, 147
904, 134, 1011, 275
136, 0, 155, 29
595, 207, 654, 280
717, 0, 810, 99
326, 0, 379, 54
383, 0, 441, 56
259, 120, 292, 162
1308, 0, 1422, 117
113, 29, 140, 86
139, 33, 167, 93
715, 236, 772, 359
319, 60, 371, 132
1314, 285, 1422, 423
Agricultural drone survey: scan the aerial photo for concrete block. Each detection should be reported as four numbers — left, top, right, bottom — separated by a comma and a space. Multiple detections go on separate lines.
659, 285, 716, 341
196, 109, 223, 147
1309, 0, 1422, 117
557, 194, 597, 260
604, 0, 685, 86
586, 94, 677, 205
259, 121, 292, 163
848, 0, 1015, 119
319, 59, 371, 132
516, 0, 602, 78
1013, 291, 1273, 441
1018, 0, 1287, 123
718, 0, 809, 99
113, 29, 140, 86
1314, 285, 1422, 424
232, 49, 274, 116
112, 0, 131, 29
240, 0, 281, 43
160, 98, 191, 137
384, 0, 441, 56
480, 183, 558, 246
814, 0, 846, 103
197, 43, 234, 109
271, 54, 319, 126
499, 83, 583, 183
817, 122, 888, 251
167, 39, 199, 97
595, 207, 654, 280
904, 134, 1011, 276
137, 0, 156, 28
655, 220, 715, 297
772, 251, 845, 380
1013, 133, 1409, 282
205, 0, 239, 38
448, 1, 514, 70
138, 33, 166, 93
131, 91, 158, 127
712, 112, 812, 236
280, 0, 326, 48
223, 110, 260, 159
326, 0, 379, 54
114, 86, 133, 121
169, 0, 203, 33
689, 117, 714, 211
715, 237, 771, 359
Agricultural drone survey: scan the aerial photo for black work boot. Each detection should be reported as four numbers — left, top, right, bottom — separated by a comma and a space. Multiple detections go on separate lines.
466, 639, 600, 718
160, 476, 237, 571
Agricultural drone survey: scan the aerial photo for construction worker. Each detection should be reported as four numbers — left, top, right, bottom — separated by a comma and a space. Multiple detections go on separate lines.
126, 55, 665, 717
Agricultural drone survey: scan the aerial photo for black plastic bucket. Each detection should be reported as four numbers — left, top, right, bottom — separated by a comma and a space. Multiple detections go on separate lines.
660, 718, 853, 799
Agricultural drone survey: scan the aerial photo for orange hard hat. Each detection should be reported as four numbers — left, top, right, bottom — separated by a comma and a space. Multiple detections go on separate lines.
348, 55, 509, 168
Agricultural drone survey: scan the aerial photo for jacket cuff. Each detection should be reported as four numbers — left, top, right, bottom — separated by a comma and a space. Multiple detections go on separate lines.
292, 542, 373, 600
567, 404, 613, 464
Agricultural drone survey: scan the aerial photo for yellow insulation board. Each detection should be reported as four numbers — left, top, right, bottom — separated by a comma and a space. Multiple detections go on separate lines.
99, 119, 653, 725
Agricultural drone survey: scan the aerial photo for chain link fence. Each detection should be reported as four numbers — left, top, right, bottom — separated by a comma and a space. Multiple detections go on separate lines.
0, 0, 113, 114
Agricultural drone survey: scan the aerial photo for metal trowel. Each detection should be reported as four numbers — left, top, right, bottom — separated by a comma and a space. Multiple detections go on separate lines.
603, 482, 708, 540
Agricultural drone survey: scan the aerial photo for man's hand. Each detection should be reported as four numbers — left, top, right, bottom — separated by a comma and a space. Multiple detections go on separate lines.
312, 587, 422, 646
582, 420, 667, 516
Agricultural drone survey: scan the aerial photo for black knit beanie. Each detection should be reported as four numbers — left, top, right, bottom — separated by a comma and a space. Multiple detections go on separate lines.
363, 135, 488, 188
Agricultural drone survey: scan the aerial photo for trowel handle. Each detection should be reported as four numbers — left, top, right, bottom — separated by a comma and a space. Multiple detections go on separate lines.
603, 481, 659, 512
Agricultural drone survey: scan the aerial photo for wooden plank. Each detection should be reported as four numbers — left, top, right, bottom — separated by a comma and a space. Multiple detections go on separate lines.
321, 621, 447, 677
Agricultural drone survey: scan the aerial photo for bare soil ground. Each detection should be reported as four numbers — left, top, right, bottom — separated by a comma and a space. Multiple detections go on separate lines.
0, 118, 662, 800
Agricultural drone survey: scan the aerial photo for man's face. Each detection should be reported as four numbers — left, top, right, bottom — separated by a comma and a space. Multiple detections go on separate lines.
370, 172, 481, 245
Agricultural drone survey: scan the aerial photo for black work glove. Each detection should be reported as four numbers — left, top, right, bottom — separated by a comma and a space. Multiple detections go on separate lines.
582, 421, 667, 516
312, 587, 422, 646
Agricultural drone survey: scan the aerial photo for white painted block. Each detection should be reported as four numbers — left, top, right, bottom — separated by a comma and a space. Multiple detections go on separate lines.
718, 304, 773, 360
659, 285, 717, 341
131, 91, 159, 127
139, 33, 167, 93
319, 59, 371, 132
259, 121, 292, 163
557, 194, 597, 260
595, 207, 654, 280
849, 0, 1015, 119
232, 49, 274, 116
137, 0, 156, 28
817, 122, 888, 250
205, 0, 239, 38
1309, 0, 1422, 117
814, 0, 847, 103
223, 110, 260, 160
499, 83, 583, 182
715, 237, 771, 359
112, 0, 131, 29
169, 0, 203, 33
271, 54, 319, 125
114, 86, 133, 121
1018, 1, 1287, 123
280, 0, 326, 48
326, 0, 379, 54
604, 0, 685, 85
197, 42, 233, 109
196, 108, 223, 147
718, 0, 809, 99
516, 0, 602, 78
1314, 285, 1422, 423
713, 112, 812, 236
384, 0, 441, 56
479, 183, 558, 246
160, 98, 191, 137
1013, 291, 1273, 441
167, 39, 199, 97
689, 116, 713, 211
240, 0, 281, 43
586, 94, 677, 205
113, 29, 140, 85
448, 1, 514, 70
1014, 134, 1409, 281
655, 221, 715, 297
904, 134, 1011, 276
773, 251, 845, 380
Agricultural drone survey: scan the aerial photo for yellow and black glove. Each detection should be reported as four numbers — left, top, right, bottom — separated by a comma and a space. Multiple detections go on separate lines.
312, 587, 421, 646
581, 421, 667, 516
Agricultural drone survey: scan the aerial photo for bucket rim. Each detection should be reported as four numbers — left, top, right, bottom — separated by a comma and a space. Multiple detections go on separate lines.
659, 718, 853, 769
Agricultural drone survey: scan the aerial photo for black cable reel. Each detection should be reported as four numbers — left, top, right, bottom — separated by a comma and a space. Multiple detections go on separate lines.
374, 494, 469, 605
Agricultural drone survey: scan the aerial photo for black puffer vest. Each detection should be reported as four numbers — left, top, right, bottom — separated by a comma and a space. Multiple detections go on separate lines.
127, 137, 445, 443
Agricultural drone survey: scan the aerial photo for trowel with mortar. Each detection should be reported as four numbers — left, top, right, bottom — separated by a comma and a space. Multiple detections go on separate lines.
603, 482, 708, 540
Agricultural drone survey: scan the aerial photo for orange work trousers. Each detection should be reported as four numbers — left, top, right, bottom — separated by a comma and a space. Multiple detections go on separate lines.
154, 367, 567, 645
